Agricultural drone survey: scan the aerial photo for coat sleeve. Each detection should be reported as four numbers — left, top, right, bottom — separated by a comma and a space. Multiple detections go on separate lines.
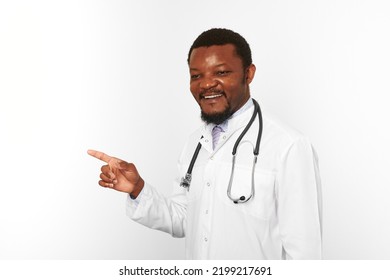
126, 179, 187, 238
276, 137, 323, 259
125, 141, 191, 238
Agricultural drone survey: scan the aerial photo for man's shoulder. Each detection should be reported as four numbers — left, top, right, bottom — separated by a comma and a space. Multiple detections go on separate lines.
179, 125, 204, 151
176, 125, 205, 164
188, 125, 204, 139
262, 113, 314, 154
264, 114, 305, 141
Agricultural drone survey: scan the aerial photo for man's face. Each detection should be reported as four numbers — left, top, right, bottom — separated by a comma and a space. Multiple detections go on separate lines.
189, 44, 255, 124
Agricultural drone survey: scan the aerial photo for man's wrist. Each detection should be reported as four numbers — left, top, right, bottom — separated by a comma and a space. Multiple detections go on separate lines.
129, 177, 144, 199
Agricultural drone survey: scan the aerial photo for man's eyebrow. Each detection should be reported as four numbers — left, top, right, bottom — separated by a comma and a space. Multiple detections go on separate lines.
190, 63, 228, 71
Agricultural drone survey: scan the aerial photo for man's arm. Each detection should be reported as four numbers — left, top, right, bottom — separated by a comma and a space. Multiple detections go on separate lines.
88, 149, 187, 238
126, 179, 187, 238
276, 138, 322, 259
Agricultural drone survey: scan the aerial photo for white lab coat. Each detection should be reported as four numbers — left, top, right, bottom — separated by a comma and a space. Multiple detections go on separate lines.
127, 103, 322, 259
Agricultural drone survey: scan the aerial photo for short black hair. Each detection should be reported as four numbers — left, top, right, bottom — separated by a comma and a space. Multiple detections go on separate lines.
187, 28, 252, 69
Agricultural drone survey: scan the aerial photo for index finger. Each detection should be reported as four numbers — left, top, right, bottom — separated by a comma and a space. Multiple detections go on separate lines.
87, 149, 113, 163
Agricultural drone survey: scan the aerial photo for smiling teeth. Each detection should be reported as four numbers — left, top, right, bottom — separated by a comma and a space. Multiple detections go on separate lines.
204, 94, 222, 99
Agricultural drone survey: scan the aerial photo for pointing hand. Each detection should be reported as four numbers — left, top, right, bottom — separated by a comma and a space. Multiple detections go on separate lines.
87, 149, 144, 197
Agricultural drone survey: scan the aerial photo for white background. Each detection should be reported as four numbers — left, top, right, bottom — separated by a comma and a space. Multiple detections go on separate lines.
1, 0, 389, 259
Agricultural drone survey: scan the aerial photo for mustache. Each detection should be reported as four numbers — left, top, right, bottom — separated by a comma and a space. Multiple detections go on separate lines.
199, 89, 225, 99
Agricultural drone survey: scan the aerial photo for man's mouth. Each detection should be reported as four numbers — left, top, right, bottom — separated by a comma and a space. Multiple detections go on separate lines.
200, 90, 225, 100
203, 94, 223, 99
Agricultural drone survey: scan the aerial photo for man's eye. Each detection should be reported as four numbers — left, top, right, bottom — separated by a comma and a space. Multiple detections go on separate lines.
191, 74, 200, 79
217, 71, 230, 76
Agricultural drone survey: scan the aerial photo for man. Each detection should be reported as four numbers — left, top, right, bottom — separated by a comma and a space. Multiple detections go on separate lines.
88, 28, 322, 259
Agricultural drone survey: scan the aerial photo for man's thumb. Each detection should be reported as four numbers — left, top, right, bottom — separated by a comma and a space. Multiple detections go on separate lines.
118, 161, 137, 174
118, 161, 130, 171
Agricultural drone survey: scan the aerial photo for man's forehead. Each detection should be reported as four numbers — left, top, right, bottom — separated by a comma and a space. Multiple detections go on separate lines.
189, 44, 240, 65
191, 44, 236, 55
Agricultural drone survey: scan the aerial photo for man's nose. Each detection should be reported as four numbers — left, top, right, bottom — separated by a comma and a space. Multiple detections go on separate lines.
199, 76, 218, 90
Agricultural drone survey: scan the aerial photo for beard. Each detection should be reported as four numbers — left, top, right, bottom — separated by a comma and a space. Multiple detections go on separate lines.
200, 103, 232, 125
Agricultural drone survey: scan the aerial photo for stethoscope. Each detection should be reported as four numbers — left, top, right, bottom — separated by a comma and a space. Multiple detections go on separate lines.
180, 98, 263, 204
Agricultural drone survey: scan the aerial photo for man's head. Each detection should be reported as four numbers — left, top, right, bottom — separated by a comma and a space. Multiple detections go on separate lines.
188, 28, 256, 125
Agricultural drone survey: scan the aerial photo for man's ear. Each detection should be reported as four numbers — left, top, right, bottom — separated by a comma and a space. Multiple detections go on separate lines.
245, 64, 256, 84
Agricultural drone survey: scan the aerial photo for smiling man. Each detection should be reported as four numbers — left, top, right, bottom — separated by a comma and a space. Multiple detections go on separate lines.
88, 28, 322, 260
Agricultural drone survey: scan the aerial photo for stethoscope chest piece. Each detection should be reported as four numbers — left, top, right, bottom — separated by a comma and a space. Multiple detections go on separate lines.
180, 173, 192, 190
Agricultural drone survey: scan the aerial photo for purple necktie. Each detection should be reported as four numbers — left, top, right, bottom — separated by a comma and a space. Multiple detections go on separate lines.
212, 125, 223, 150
